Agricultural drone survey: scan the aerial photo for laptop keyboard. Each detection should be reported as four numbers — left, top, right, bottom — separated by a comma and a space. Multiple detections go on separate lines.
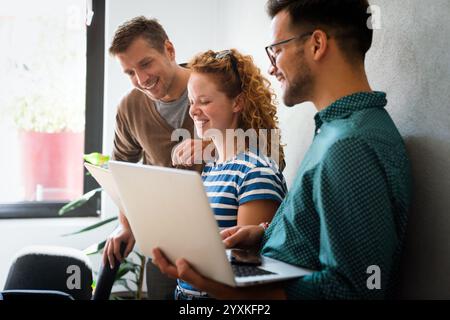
231, 264, 276, 277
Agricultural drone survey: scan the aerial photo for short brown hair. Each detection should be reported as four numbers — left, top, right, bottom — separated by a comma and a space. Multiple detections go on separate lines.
109, 16, 169, 56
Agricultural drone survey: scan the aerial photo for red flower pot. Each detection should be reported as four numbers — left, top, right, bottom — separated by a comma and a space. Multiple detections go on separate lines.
19, 131, 84, 202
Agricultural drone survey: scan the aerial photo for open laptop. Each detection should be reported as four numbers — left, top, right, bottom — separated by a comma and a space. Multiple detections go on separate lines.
105, 160, 313, 287
106, 161, 311, 286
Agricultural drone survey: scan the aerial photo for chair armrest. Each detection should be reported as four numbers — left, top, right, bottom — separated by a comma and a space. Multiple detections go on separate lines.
0, 289, 74, 300
92, 242, 127, 300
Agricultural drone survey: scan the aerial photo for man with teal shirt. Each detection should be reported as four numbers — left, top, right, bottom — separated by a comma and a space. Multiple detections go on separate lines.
152, 0, 412, 299
260, 91, 411, 299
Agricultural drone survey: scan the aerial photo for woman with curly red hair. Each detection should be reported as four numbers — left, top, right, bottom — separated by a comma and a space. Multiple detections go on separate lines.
173, 49, 287, 300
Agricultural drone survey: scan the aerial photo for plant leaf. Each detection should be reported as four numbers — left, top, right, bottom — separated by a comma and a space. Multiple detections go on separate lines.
121, 260, 141, 269
58, 188, 102, 216
62, 216, 118, 237
83, 152, 110, 166
115, 262, 138, 280
84, 240, 107, 255
133, 251, 145, 260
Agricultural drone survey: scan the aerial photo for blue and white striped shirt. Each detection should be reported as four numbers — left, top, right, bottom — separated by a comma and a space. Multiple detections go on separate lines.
202, 151, 287, 229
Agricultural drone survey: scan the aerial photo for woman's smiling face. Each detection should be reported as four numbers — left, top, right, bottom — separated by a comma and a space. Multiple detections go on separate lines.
188, 72, 241, 139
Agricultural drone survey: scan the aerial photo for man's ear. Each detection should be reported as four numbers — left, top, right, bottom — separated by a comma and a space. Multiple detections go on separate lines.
164, 40, 176, 61
310, 30, 328, 61
232, 93, 245, 113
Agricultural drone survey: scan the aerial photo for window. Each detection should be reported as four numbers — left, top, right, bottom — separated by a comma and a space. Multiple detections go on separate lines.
0, 0, 104, 218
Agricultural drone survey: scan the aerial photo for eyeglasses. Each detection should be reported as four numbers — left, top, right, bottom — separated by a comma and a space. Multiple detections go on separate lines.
265, 32, 313, 67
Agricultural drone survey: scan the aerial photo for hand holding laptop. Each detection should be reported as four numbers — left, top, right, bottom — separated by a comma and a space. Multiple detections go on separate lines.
151, 224, 289, 299
151, 247, 288, 300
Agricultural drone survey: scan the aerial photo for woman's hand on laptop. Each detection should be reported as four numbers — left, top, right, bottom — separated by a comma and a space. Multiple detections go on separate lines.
103, 224, 135, 269
152, 248, 286, 299
221, 225, 265, 250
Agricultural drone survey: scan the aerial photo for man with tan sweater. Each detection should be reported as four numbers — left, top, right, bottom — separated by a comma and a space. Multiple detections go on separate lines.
104, 16, 199, 299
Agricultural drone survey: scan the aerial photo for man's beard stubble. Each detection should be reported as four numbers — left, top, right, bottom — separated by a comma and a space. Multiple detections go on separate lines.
282, 49, 314, 107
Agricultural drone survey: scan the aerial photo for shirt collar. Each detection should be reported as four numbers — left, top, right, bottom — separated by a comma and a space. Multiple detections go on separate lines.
314, 91, 387, 128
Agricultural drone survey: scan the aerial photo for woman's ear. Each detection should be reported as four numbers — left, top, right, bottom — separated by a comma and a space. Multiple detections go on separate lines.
232, 93, 244, 113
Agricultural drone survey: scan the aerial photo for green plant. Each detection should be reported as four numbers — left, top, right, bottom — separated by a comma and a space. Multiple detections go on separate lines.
13, 92, 85, 133
60, 152, 146, 300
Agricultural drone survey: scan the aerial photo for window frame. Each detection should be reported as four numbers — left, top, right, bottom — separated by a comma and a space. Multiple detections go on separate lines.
0, 0, 105, 219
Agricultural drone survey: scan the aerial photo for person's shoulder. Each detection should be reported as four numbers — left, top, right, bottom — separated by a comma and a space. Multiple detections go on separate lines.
318, 135, 386, 175
326, 111, 407, 165
346, 106, 404, 143
117, 89, 154, 113
325, 135, 372, 157
235, 152, 284, 180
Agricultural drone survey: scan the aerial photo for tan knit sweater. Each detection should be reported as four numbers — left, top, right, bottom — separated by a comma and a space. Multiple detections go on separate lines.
112, 89, 201, 172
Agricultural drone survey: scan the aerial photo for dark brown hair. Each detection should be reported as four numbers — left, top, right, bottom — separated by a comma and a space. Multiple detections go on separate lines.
267, 0, 373, 61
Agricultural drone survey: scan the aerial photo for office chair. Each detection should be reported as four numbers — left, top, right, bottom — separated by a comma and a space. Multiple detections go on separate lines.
0, 245, 123, 301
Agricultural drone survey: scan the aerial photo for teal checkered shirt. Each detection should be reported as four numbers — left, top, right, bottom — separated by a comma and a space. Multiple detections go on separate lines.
261, 91, 412, 299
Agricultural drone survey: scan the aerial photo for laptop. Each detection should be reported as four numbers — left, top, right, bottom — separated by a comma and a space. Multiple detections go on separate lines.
106, 160, 313, 287
84, 163, 125, 214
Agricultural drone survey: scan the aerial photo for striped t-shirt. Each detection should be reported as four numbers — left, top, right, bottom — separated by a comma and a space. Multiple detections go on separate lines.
177, 151, 287, 297
202, 151, 287, 229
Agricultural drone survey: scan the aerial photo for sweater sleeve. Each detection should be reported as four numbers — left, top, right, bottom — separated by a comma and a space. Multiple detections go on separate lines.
111, 93, 143, 163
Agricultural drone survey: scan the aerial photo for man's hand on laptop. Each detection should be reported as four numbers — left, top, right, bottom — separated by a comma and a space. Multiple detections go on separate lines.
151, 248, 286, 299
221, 225, 265, 250
103, 223, 135, 269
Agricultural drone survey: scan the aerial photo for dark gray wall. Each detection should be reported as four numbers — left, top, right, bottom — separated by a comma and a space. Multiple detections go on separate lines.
366, 0, 450, 299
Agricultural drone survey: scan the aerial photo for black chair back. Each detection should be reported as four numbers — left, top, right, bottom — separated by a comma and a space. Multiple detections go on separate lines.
3, 246, 93, 300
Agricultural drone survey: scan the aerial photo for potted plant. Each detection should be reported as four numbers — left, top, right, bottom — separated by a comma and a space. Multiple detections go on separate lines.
60, 153, 146, 300
13, 90, 85, 202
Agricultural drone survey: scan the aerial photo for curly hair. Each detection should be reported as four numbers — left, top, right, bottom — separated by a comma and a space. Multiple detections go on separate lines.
188, 49, 285, 170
